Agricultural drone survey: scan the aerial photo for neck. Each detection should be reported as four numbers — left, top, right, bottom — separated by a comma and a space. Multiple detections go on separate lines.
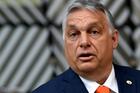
80, 64, 112, 84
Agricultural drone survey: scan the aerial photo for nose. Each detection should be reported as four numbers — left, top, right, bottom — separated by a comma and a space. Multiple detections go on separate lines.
80, 33, 91, 48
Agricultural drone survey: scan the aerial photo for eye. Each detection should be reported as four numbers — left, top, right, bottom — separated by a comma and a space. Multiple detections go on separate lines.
89, 28, 99, 35
69, 31, 78, 37
91, 30, 99, 35
67, 30, 80, 41
88, 27, 101, 39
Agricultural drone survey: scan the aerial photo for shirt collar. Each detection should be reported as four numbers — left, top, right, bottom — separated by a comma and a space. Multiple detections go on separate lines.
103, 65, 118, 93
79, 65, 119, 93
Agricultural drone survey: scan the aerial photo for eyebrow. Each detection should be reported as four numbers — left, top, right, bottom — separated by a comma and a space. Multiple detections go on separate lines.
67, 25, 77, 29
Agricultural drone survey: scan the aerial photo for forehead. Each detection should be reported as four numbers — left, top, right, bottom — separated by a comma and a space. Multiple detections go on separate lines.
66, 8, 107, 27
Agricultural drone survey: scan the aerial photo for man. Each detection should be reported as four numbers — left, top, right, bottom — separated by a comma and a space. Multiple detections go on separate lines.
32, 0, 140, 93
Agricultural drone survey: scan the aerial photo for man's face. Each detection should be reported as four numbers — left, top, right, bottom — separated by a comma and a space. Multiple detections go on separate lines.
64, 9, 118, 75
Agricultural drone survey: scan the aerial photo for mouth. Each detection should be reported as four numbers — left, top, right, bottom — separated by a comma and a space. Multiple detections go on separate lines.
78, 52, 95, 62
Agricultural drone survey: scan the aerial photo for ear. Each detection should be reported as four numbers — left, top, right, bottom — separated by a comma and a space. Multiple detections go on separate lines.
112, 29, 119, 49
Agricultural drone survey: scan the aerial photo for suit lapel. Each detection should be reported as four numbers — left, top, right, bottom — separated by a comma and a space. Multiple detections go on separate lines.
114, 65, 137, 93
62, 65, 138, 93
62, 68, 88, 93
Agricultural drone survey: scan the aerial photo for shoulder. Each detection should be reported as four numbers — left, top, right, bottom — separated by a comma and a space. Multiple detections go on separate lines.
114, 64, 140, 76
32, 68, 75, 93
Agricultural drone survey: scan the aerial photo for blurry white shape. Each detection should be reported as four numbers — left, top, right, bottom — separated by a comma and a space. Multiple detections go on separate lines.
0, 15, 6, 24
113, 50, 129, 66
116, 7, 129, 26
133, 27, 140, 70
24, 1, 46, 24
119, 35, 133, 57
4, 26, 39, 87
9, 0, 34, 24
0, 26, 11, 50
17, 30, 50, 91
32, 64, 54, 91
109, 0, 124, 16
101, 0, 110, 5
0, 2, 20, 24
50, 26, 63, 48
52, 44, 68, 70
0, 26, 25, 86
131, 0, 140, 24
55, 0, 75, 24
47, 0, 64, 20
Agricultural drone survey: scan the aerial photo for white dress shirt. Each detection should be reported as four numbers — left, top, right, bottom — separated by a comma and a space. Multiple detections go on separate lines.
79, 65, 119, 93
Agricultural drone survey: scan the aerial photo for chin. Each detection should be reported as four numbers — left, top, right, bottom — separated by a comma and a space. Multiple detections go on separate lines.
78, 63, 97, 72
80, 67, 95, 72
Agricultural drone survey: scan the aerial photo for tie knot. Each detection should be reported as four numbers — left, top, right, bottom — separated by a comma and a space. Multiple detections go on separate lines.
96, 86, 110, 93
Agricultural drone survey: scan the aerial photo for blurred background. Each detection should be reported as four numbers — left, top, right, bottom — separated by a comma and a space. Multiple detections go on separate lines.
0, 0, 140, 93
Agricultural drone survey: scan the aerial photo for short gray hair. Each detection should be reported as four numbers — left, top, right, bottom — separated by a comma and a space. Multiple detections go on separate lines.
62, 0, 116, 38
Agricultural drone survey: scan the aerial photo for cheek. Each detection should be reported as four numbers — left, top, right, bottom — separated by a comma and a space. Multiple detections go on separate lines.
64, 41, 79, 69
94, 37, 112, 57
64, 41, 77, 59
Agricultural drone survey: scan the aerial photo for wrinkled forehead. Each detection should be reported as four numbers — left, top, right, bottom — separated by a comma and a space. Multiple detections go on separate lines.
66, 9, 108, 32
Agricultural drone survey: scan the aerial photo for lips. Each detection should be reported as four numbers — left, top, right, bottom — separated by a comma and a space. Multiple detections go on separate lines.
78, 52, 96, 62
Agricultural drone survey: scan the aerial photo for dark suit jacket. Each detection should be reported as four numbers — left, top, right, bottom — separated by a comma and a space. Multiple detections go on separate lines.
32, 64, 140, 93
